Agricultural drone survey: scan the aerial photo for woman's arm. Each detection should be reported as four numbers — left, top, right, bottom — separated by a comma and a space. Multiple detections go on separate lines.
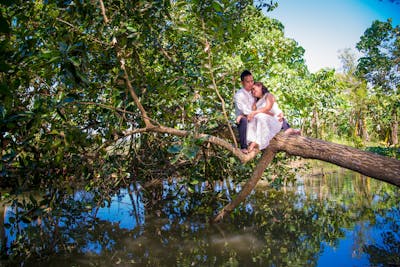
248, 94, 274, 121
254, 94, 275, 115
258, 93, 275, 114
264, 94, 284, 121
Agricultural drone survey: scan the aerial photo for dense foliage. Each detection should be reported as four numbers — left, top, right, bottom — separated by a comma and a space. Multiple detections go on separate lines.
1, 0, 396, 188
0, 0, 304, 191
0, 0, 398, 261
0, 0, 397, 216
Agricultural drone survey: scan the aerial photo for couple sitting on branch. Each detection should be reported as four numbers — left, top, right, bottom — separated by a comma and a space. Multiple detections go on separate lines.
234, 70, 300, 154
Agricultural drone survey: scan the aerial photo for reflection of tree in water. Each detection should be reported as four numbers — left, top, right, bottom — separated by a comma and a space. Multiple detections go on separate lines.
364, 208, 400, 266
1, 170, 399, 266
229, 188, 349, 266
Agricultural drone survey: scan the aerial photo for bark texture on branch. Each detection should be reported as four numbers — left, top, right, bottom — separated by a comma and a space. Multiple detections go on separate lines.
213, 132, 400, 222
272, 133, 400, 187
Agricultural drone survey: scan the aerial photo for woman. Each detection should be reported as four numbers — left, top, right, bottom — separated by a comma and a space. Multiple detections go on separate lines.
246, 82, 299, 152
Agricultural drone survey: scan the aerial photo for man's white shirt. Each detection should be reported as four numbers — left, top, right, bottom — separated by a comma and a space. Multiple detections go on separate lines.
234, 88, 255, 118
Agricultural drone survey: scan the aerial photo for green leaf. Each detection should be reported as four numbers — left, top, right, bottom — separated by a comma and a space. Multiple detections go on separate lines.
167, 144, 182, 153
190, 179, 199, 185
183, 146, 199, 159
68, 57, 81, 67
212, 0, 223, 12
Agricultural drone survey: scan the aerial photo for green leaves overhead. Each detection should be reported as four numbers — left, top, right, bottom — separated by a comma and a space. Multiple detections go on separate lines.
1, 0, 398, 193
356, 19, 400, 93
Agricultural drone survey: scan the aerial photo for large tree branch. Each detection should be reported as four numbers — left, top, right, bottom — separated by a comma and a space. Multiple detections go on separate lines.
213, 147, 276, 223
213, 132, 400, 222
273, 134, 400, 186
123, 125, 258, 163
122, 125, 400, 186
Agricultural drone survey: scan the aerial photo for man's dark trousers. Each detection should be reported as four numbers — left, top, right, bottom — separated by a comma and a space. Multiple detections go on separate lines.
237, 117, 248, 149
282, 118, 290, 131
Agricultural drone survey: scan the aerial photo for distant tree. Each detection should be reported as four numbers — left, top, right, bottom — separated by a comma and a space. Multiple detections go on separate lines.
337, 49, 370, 144
356, 19, 400, 145
338, 48, 358, 75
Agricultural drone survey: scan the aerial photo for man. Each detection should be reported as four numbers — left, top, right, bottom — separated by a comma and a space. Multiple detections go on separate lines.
234, 70, 292, 154
234, 70, 255, 154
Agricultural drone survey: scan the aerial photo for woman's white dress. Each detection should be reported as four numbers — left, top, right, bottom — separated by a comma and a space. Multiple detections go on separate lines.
247, 94, 283, 150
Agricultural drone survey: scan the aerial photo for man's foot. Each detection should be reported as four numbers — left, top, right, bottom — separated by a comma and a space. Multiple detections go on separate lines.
284, 128, 301, 135
241, 148, 249, 154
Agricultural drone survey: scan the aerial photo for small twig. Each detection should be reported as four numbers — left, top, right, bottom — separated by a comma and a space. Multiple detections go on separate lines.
201, 19, 238, 148
74, 101, 159, 126
56, 18, 108, 46
98, 0, 109, 24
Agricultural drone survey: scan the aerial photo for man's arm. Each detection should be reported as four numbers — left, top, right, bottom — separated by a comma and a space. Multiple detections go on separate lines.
234, 91, 253, 116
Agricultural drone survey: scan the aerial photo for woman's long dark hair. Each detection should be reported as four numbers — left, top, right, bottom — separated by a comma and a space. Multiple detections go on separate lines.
254, 82, 269, 99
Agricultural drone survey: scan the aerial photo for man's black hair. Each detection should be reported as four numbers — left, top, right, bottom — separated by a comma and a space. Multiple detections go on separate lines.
240, 70, 252, 81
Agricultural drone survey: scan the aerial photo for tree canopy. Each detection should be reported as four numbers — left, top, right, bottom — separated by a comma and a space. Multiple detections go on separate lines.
0, 0, 399, 222
0, 0, 399, 262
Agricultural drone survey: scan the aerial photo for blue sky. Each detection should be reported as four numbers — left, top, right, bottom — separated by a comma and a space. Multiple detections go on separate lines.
267, 0, 400, 72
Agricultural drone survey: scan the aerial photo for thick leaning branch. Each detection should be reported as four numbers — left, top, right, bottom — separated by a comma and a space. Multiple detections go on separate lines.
213, 132, 400, 223
123, 125, 400, 186
213, 148, 276, 223
273, 133, 400, 187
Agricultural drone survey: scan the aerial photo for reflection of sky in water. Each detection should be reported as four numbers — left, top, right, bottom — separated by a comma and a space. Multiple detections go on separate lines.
3, 185, 146, 255
81, 240, 103, 255
318, 226, 371, 267
95, 187, 145, 230
3, 179, 238, 249
4, 207, 32, 249
2, 172, 399, 265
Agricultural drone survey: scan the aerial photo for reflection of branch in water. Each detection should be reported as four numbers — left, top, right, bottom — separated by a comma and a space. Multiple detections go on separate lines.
351, 222, 371, 259
127, 185, 140, 225
364, 208, 400, 266
0, 206, 7, 256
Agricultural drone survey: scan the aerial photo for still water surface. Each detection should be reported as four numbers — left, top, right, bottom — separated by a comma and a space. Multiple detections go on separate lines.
1, 161, 399, 266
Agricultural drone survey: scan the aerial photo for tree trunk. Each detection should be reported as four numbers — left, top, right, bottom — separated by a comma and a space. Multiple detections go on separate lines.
213, 132, 400, 222
391, 109, 398, 145
362, 116, 369, 142
213, 148, 276, 223
312, 108, 319, 138
273, 133, 400, 186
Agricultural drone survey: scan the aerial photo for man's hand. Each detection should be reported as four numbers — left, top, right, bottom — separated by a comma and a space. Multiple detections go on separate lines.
235, 115, 245, 124
277, 112, 284, 122
248, 113, 254, 121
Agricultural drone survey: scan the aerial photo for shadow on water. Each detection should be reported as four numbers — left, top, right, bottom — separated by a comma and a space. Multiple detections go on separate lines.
0, 161, 399, 266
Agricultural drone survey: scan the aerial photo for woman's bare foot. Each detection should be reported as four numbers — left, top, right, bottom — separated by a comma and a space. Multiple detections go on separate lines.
284, 128, 301, 135
248, 142, 258, 152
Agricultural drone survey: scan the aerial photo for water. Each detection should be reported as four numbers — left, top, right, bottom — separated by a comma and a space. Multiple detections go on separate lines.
0, 161, 399, 266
